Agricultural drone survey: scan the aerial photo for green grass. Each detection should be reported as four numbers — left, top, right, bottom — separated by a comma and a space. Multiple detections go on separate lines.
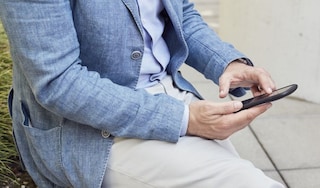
0, 20, 17, 183
0, 22, 35, 187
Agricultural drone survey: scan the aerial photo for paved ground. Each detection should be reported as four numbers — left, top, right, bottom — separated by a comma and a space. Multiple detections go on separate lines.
181, 0, 320, 187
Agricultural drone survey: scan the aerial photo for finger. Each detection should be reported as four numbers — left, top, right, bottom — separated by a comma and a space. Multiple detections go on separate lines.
233, 102, 272, 124
207, 101, 243, 115
251, 85, 265, 97
220, 103, 271, 136
258, 77, 275, 94
212, 103, 271, 140
218, 76, 231, 98
250, 68, 276, 94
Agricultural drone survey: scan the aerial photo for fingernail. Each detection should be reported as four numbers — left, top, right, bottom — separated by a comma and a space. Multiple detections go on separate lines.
267, 88, 273, 93
219, 90, 226, 98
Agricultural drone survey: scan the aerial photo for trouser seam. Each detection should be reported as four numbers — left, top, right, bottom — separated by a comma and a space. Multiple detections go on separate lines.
106, 166, 158, 188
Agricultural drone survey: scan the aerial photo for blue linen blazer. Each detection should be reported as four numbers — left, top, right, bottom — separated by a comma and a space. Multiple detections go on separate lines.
0, 0, 248, 187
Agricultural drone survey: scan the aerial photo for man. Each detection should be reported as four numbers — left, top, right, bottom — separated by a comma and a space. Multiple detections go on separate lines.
0, 0, 284, 187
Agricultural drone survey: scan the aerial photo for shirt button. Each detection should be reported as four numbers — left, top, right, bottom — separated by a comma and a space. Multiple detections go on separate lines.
131, 51, 142, 60
101, 130, 111, 138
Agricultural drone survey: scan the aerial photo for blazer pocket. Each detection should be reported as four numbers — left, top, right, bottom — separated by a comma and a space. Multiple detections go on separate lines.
19, 102, 70, 186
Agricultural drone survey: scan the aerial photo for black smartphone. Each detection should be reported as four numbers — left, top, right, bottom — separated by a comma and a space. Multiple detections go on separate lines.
239, 84, 298, 111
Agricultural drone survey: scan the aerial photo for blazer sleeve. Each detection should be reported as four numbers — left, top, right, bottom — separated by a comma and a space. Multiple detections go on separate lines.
181, 0, 250, 96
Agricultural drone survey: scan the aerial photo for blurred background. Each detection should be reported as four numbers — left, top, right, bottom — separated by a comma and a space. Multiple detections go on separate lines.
219, 0, 320, 105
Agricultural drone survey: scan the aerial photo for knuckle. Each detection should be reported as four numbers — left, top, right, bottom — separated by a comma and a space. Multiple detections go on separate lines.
257, 67, 271, 77
256, 67, 266, 73
202, 103, 211, 110
200, 104, 212, 114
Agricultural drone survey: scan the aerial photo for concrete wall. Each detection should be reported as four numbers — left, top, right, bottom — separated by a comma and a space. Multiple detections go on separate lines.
219, 0, 320, 104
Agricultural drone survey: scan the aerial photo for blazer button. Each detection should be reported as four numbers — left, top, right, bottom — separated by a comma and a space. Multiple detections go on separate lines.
131, 51, 142, 60
101, 130, 111, 138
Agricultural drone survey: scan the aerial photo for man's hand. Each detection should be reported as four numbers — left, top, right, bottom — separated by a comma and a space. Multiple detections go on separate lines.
219, 60, 276, 98
187, 100, 271, 140
186, 60, 274, 140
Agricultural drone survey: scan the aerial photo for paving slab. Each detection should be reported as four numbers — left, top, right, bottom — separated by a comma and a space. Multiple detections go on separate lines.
252, 110, 320, 170
264, 171, 286, 186
230, 126, 275, 171
281, 168, 320, 188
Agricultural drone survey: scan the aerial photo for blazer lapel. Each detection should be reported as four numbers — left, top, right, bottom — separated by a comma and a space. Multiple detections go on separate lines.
121, 0, 144, 35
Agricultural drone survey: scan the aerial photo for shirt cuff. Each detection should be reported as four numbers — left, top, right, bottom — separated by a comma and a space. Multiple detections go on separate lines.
180, 104, 189, 136
233, 58, 254, 66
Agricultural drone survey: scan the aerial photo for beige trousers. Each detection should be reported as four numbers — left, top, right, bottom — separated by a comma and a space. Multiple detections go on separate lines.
102, 76, 284, 188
